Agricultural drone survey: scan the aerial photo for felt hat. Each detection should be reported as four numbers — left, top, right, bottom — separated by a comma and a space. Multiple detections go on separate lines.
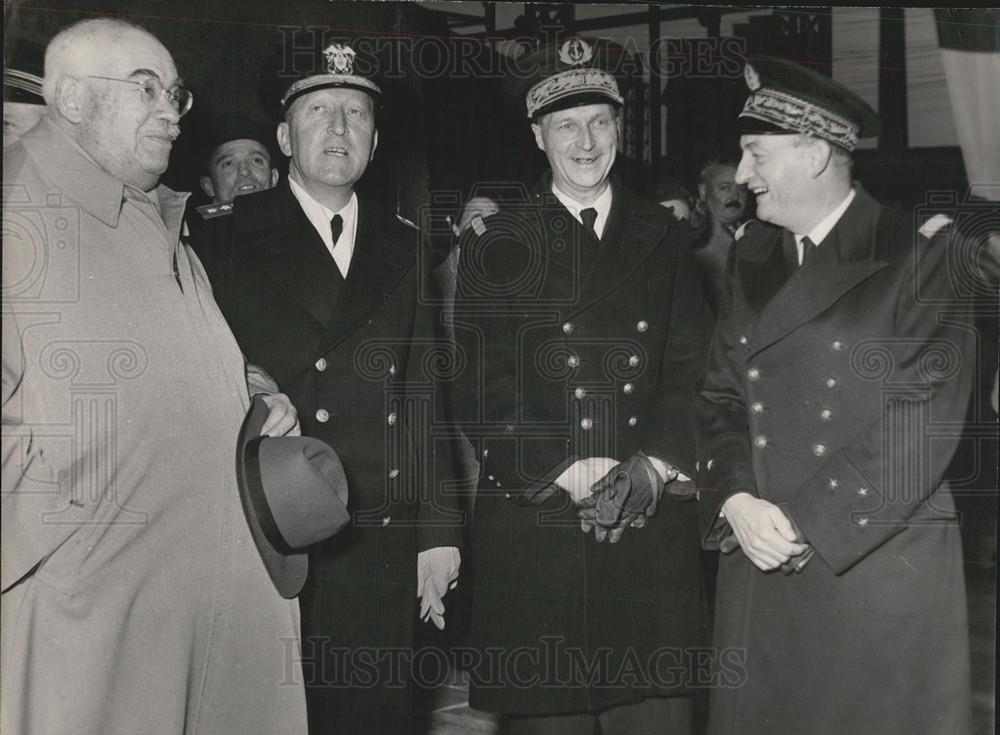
236, 396, 350, 598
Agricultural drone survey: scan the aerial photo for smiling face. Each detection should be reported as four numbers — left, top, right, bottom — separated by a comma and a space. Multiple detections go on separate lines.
277, 86, 377, 209
532, 103, 620, 204
702, 163, 747, 227
735, 134, 814, 231
201, 138, 278, 203
76, 30, 182, 191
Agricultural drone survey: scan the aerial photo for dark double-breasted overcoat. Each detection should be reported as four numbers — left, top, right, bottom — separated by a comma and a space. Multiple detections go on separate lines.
697, 186, 975, 734
194, 181, 462, 734
452, 177, 714, 716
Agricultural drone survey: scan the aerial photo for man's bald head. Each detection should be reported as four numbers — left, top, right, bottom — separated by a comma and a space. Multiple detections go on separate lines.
42, 17, 183, 191
42, 18, 164, 104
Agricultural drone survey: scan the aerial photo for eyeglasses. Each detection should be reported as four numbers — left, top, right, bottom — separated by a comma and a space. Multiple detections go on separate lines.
86, 75, 193, 117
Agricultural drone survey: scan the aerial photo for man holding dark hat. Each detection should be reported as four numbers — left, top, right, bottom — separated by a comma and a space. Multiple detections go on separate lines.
453, 37, 712, 734
4, 17, 308, 734
192, 32, 462, 735
696, 57, 975, 733
4, 38, 47, 147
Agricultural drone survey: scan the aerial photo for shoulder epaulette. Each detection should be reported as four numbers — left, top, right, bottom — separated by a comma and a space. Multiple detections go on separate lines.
196, 201, 234, 220
918, 213, 953, 240
395, 213, 420, 231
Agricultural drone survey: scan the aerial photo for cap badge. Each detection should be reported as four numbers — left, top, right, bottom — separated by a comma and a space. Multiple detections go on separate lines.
324, 43, 356, 75
744, 63, 761, 91
559, 38, 593, 66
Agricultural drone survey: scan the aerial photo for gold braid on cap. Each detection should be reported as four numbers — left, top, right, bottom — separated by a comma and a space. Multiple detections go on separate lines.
740, 88, 860, 151
525, 68, 623, 118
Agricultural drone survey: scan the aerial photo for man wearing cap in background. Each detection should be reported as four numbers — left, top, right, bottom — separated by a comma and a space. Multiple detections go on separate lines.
3, 38, 47, 147
3, 17, 307, 734
199, 126, 279, 206
193, 32, 462, 735
186, 123, 280, 240
696, 57, 975, 733
453, 37, 712, 735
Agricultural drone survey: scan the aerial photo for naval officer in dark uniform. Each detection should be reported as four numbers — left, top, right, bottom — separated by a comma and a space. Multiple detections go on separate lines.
453, 37, 713, 735
192, 35, 462, 735
697, 58, 976, 734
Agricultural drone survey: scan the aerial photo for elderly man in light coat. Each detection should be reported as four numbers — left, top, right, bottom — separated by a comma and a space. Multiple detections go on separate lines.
2, 18, 307, 734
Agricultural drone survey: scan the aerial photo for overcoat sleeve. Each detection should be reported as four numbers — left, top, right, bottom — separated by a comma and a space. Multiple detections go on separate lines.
783, 226, 976, 574
643, 226, 714, 479
2, 309, 95, 592
412, 230, 465, 552
695, 258, 757, 548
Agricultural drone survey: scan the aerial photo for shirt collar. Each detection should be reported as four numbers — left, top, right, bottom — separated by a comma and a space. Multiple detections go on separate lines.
797, 188, 856, 248
289, 175, 357, 228
551, 182, 613, 239
288, 175, 358, 274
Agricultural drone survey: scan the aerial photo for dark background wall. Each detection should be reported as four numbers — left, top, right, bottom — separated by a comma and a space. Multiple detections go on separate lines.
5, 0, 535, 218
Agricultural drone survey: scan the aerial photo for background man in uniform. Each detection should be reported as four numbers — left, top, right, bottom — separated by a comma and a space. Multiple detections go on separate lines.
697, 58, 975, 734
187, 124, 280, 237
199, 127, 279, 204
2, 17, 306, 734
193, 33, 462, 735
453, 37, 712, 735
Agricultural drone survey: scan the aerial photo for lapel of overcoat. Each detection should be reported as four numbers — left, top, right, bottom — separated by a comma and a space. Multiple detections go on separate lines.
745, 186, 891, 356
559, 181, 671, 318
316, 195, 416, 354
235, 181, 344, 329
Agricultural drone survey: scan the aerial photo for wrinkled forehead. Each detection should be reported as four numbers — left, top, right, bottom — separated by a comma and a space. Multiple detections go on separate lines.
286, 86, 375, 118
89, 29, 178, 84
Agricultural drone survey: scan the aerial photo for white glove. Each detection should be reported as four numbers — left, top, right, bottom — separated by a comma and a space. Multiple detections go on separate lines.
553, 457, 619, 504
416, 546, 460, 630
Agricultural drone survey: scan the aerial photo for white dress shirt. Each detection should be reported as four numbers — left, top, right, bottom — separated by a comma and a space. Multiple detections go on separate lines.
794, 188, 856, 264
288, 176, 358, 277
551, 182, 614, 239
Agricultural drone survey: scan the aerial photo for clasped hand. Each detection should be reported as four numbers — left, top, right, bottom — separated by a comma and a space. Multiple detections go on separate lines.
576, 452, 670, 543
720, 493, 810, 571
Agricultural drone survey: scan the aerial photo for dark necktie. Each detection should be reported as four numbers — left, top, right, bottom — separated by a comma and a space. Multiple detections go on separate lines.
330, 214, 344, 248
580, 207, 598, 240
800, 235, 816, 265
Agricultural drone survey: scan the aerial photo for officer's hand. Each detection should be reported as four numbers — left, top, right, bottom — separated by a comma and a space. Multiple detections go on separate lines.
453, 197, 500, 236
721, 493, 809, 571
417, 547, 460, 630
260, 393, 300, 437
578, 452, 666, 543
554, 457, 619, 504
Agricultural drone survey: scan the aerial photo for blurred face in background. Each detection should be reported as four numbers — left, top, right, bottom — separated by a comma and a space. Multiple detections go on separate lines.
701, 163, 747, 228
201, 138, 278, 203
